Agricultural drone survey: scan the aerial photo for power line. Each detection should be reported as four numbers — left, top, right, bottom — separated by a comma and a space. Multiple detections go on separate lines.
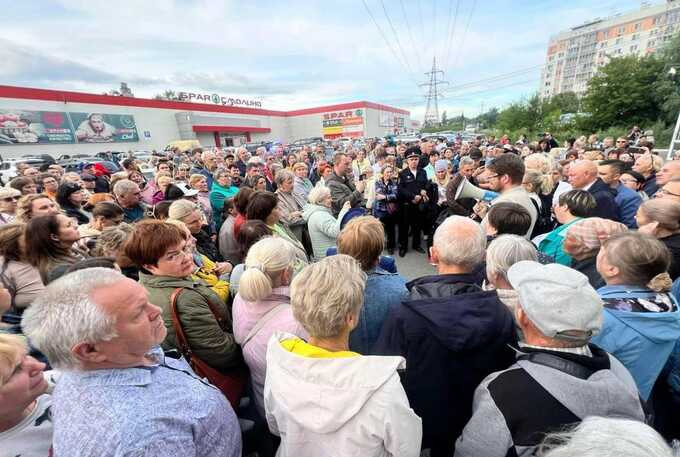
432, 0, 437, 62
451, 0, 477, 71
399, 0, 423, 74
421, 57, 449, 125
418, 0, 427, 58
378, 0, 417, 79
443, 0, 461, 72
361, 0, 418, 86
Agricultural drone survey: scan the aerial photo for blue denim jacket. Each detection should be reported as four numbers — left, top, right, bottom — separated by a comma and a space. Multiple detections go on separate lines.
349, 267, 407, 355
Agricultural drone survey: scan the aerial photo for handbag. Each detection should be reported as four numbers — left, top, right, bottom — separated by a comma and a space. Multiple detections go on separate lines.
169, 287, 247, 409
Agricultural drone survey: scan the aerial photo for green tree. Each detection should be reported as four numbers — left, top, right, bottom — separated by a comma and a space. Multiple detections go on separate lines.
582, 55, 665, 131
441, 110, 448, 125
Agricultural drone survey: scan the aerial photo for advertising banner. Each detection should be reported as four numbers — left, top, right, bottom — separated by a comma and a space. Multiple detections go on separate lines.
0, 109, 75, 145
0, 110, 140, 145
322, 109, 364, 139
70, 112, 139, 143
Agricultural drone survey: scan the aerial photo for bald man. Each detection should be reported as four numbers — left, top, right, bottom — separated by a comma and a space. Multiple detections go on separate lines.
568, 160, 620, 221
656, 160, 680, 187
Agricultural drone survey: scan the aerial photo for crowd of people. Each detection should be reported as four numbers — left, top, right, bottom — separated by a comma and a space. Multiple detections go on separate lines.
1, 132, 680, 456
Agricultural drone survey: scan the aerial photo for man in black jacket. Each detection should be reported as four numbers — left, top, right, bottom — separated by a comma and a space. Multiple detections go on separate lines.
568, 160, 620, 221
375, 216, 517, 457
397, 149, 430, 256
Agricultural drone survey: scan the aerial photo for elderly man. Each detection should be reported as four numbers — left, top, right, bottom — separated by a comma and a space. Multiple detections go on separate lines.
325, 152, 365, 217
568, 160, 620, 221
657, 177, 680, 202
632, 153, 661, 197
376, 216, 516, 457
482, 153, 537, 238
234, 147, 249, 176
21, 268, 241, 456
454, 261, 646, 457
191, 150, 217, 189
656, 160, 680, 188
113, 179, 146, 223
597, 159, 641, 228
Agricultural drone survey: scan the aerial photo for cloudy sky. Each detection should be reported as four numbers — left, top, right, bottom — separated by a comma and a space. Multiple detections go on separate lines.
1, 0, 645, 120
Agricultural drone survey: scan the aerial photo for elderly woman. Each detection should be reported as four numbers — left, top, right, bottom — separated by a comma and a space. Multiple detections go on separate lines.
485, 234, 538, 314
189, 173, 213, 224
8, 177, 37, 196
563, 217, 628, 289
210, 169, 239, 229
0, 334, 52, 455
274, 169, 305, 241
168, 199, 225, 266
590, 231, 680, 400
0, 188, 21, 225
24, 214, 89, 284
264, 254, 422, 457
0, 223, 45, 322
232, 237, 307, 419
246, 191, 308, 271
151, 173, 173, 205
124, 220, 241, 372
93, 223, 138, 280
539, 190, 596, 265
337, 216, 408, 355
292, 162, 313, 208
636, 198, 680, 281
373, 164, 399, 254
302, 186, 350, 260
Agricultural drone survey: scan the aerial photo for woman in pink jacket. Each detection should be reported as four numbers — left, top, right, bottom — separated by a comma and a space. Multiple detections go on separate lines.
232, 236, 307, 418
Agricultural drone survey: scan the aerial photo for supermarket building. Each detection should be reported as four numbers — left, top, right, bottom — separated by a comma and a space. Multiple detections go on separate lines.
0, 85, 413, 157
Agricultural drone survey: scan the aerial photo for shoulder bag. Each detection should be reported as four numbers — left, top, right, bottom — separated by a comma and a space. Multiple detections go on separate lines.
170, 287, 247, 409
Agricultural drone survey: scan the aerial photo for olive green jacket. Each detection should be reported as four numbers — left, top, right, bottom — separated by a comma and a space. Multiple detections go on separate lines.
139, 273, 242, 372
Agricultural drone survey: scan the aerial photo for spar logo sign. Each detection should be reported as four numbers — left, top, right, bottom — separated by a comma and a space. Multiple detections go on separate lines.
177, 92, 263, 108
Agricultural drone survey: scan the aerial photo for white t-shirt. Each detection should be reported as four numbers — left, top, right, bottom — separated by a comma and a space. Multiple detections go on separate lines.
0, 394, 52, 457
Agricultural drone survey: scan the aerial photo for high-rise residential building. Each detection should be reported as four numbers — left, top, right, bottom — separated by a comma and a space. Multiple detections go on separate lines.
540, 0, 680, 98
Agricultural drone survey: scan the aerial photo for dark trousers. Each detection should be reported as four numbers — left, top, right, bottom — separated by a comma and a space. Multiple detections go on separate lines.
378, 212, 398, 249
399, 203, 422, 250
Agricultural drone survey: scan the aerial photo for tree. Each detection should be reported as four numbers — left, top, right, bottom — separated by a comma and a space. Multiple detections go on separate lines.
153, 90, 180, 101
441, 110, 448, 125
582, 55, 665, 131
545, 91, 580, 114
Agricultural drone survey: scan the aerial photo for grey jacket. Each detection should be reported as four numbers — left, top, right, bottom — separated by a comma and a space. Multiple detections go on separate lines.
325, 172, 364, 216
454, 346, 645, 457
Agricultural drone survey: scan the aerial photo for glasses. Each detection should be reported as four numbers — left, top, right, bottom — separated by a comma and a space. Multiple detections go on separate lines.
163, 244, 193, 262
485, 174, 500, 179
2, 196, 19, 202
616, 140, 627, 144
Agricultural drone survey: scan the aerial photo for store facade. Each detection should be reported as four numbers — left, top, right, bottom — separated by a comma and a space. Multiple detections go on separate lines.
0, 85, 412, 157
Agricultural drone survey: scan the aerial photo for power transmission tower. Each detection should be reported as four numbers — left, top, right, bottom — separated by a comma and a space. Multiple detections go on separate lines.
420, 57, 448, 127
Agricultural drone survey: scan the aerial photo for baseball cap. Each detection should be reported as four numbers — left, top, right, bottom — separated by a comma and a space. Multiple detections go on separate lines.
507, 260, 603, 342
169, 182, 199, 198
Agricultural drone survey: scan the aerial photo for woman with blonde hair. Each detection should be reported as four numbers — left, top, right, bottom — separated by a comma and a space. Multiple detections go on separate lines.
635, 198, 680, 280
232, 236, 307, 418
292, 162, 313, 208
0, 334, 52, 455
592, 231, 680, 400
522, 169, 556, 237
264, 255, 422, 457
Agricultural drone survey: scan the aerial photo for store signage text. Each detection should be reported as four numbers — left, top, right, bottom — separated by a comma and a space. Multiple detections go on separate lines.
177, 92, 262, 108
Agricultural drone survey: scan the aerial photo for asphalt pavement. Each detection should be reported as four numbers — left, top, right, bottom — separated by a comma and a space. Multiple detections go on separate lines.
388, 248, 436, 281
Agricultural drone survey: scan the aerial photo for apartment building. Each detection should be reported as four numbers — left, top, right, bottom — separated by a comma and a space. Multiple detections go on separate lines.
540, 0, 680, 98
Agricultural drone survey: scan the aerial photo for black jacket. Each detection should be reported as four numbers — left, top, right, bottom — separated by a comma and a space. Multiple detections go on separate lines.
661, 233, 680, 281
587, 178, 620, 222
374, 273, 517, 454
397, 167, 429, 204
571, 255, 604, 289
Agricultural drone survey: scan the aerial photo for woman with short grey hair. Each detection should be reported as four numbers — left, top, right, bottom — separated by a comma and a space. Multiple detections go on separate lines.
486, 234, 538, 313
302, 186, 351, 260
264, 255, 422, 457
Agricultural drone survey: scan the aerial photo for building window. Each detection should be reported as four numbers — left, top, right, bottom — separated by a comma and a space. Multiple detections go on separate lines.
618, 26, 625, 34
632, 33, 639, 40
630, 45, 638, 52
616, 37, 623, 44
635, 22, 641, 31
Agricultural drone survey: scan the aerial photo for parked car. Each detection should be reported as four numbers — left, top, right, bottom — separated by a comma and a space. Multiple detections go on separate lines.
0, 157, 44, 185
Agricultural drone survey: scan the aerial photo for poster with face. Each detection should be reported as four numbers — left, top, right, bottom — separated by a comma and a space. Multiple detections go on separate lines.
70, 112, 139, 143
0, 110, 75, 144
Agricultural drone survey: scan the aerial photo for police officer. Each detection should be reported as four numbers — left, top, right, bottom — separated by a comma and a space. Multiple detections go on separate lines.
397, 147, 429, 257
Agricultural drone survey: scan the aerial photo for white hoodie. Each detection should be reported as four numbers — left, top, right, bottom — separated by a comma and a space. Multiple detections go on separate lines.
264, 332, 422, 457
